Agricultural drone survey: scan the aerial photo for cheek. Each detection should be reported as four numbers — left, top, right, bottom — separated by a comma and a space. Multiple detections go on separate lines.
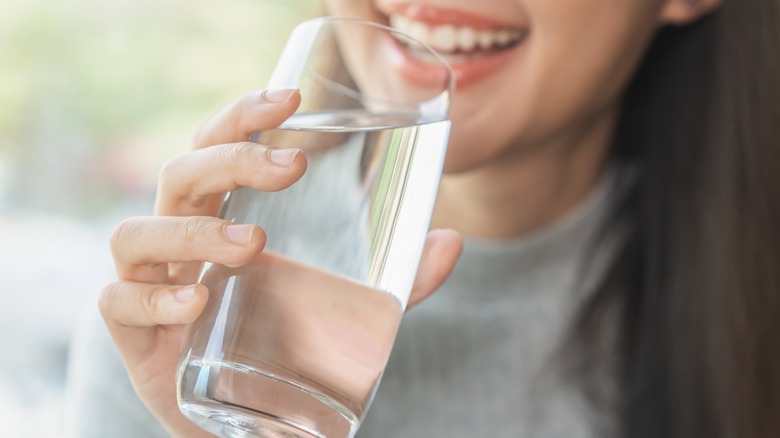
539, 3, 667, 115
527, 4, 661, 126
442, 1, 662, 173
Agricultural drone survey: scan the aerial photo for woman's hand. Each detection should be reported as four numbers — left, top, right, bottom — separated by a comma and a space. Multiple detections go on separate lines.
98, 89, 462, 437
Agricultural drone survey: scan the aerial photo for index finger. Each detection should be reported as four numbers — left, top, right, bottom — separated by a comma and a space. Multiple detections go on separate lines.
193, 88, 301, 150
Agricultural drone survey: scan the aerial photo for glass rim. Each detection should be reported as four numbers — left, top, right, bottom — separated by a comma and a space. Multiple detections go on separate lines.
297, 15, 456, 98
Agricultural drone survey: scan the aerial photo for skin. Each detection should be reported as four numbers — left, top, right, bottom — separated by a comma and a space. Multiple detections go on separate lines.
328, 0, 717, 238
99, 0, 719, 436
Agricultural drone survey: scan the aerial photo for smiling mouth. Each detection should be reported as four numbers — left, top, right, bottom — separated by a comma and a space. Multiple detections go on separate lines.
375, 3, 530, 89
384, 10, 528, 63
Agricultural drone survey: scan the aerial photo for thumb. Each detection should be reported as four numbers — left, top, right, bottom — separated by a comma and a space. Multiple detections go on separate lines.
407, 229, 463, 309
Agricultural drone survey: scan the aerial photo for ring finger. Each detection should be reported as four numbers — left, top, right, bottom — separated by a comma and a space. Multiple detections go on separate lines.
110, 216, 266, 284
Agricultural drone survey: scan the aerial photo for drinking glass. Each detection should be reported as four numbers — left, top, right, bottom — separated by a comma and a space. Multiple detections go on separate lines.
176, 17, 453, 438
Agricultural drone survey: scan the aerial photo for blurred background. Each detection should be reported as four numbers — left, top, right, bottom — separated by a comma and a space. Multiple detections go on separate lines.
0, 0, 316, 434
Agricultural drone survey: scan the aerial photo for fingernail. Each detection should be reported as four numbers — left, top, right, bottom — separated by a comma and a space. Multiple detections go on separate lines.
174, 284, 198, 303
268, 148, 299, 167
225, 223, 255, 245
263, 88, 298, 104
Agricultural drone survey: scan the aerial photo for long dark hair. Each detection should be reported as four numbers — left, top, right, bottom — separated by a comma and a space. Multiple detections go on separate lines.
573, 2, 780, 437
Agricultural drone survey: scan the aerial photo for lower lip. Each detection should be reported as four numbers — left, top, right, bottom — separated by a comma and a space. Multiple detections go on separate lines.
384, 32, 524, 90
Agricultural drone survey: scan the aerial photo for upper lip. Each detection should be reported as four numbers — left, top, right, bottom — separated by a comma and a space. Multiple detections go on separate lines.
376, 2, 528, 31
377, 2, 529, 57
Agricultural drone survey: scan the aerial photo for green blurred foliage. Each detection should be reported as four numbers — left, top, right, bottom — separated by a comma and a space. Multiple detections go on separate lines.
0, 0, 318, 217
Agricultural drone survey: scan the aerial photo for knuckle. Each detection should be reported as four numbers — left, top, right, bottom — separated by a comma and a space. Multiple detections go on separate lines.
222, 94, 256, 138
237, 91, 261, 108
157, 153, 187, 189
222, 141, 261, 164
98, 281, 123, 319
192, 99, 241, 149
140, 286, 162, 321
180, 216, 213, 245
110, 217, 142, 255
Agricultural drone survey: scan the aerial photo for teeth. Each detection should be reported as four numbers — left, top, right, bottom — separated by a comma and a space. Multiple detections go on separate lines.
495, 30, 513, 47
431, 25, 457, 52
458, 27, 477, 52
408, 20, 430, 43
477, 31, 494, 50
389, 13, 525, 54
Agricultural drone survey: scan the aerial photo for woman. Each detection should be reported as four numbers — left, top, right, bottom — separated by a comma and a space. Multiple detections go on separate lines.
71, 0, 780, 437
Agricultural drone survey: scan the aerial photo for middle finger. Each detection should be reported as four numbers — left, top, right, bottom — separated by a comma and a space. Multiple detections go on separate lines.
154, 142, 307, 217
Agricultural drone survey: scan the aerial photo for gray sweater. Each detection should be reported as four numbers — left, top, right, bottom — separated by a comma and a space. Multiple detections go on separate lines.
66, 172, 618, 438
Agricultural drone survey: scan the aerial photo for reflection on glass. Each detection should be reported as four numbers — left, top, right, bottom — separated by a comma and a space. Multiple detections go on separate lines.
177, 17, 453, 438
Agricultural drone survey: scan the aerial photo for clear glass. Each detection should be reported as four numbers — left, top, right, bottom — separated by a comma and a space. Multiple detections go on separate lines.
176, 17, 454, 438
